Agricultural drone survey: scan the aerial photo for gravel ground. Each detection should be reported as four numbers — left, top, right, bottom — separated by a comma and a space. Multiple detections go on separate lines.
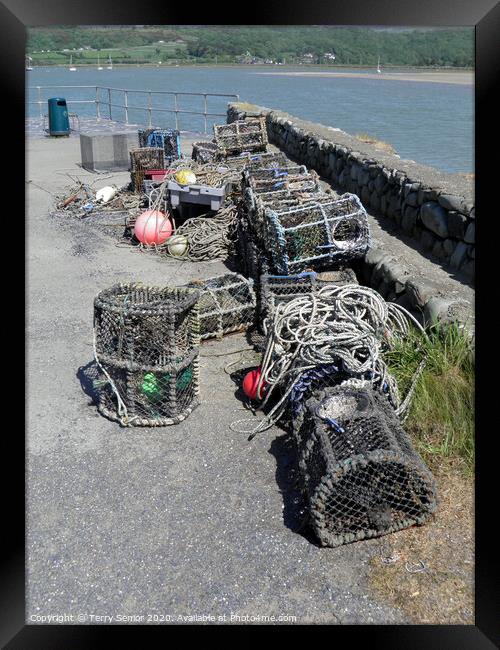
26, 129, 471, 625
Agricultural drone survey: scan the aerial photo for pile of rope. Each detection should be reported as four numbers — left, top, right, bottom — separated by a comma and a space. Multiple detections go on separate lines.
165, 203, 239, 261
233, 284, 427, 437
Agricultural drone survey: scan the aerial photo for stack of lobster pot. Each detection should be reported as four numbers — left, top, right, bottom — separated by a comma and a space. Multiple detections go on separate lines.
93, 283, 201, 427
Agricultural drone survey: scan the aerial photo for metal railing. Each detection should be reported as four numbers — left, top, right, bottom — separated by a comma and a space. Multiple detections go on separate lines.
27, 85, 240, 133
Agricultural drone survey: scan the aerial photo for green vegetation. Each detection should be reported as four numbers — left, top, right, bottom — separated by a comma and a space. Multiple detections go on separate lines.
385, 323, 474, 474
27, 26, 474, 67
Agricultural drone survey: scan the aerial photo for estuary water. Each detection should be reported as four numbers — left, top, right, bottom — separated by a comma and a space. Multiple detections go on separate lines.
27, 65, 474, 174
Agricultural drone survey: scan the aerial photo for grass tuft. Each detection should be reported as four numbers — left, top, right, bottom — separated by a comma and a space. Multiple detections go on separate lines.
385, 323, 474, 474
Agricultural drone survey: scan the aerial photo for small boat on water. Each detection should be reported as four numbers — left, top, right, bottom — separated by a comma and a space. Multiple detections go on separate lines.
69, 55, 76, 72
107, 55, 113, 70
26, 55, 33, 71
377, 56, 382, 74
97, 54, 103, 70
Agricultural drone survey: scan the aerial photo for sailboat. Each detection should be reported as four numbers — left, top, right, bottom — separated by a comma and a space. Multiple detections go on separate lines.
97, 53, 103, 70
26, 55, 33, 71
69, 54, 76, 71
107, 55, 113, 70
376, 56, 382, 74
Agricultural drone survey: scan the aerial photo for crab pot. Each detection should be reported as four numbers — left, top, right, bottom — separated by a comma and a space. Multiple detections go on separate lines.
94, 283, 201, 367
214, 118, 268, 157
236, 218, 270, 282
130, 147, 165, 192
138, 128, 181, 162
260, 269, 358, 321
244, 165, 320, 196
186, 273, 256, 340
96, 347, 200, 427
294, 385, 438, 547
244, 188, 330, 245
192, 141, 219, 164
263, 193, 370, 274
245, 151, 289, 170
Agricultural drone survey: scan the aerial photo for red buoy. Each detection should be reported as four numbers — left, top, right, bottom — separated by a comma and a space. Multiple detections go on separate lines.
243, 367, 266, 400
134, 210, 172, 245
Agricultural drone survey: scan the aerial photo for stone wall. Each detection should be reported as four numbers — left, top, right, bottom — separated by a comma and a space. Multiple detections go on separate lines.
228, 102, 475, 284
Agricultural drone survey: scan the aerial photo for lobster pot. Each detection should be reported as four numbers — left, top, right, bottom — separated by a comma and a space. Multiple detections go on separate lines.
192, 141, 219, 164
244, 166, 320, 196
186, 273, 256, 340
294, 384, 437, 547
138, 129, 181, 162
130, 147, 165, 192
260, 269, 358, 321
263, 194, 370, 274
236, 221, 270, 282
214, 118, 268, 156
97, 348, 200, 427
94, 283, 201, 367
245, 151, 289, 170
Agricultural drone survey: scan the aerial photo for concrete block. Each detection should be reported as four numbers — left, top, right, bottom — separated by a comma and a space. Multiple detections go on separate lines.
80, 132, 139, 172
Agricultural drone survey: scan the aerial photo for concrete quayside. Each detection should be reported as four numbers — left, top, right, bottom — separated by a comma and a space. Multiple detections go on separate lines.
26, 106, 474, 625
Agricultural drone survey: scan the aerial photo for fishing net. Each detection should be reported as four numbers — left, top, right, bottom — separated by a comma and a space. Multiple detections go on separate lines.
186, 273, 256, 340
93, 283, 201, 426
214, 118, 268, 156
293, 383, 437, 547
138, 128, 181, 162
263, 193, 370, 274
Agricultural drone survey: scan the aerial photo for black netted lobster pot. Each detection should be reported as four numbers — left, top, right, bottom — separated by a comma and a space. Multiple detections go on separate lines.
293, 384, 437, 547
186, 273, 256, 340
93, 283, 201, 426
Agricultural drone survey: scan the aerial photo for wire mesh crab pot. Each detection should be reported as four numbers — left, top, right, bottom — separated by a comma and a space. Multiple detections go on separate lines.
138, 128, 181, 162
263, 193, 370, 274
186, 273, 256, 340
294, 384, 437, 547
130, 147, 166, 192
192, 141, 219, 164
244, 166, 321, 196
94, 284, 201, 426
260, 269, 358, 321
214, 118, 268, 156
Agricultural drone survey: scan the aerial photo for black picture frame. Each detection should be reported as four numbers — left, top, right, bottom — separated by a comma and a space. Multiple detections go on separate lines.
3, 0, 498, 645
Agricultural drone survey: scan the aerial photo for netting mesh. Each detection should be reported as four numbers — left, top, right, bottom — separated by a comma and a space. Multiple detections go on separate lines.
293, 383, 437, 547
93, 283, 201, 426
244, 165, 321, 196
138, 129, 181, 162
214, 118, 268, 156
263, 194, 370, 274
186, 273, 256, 340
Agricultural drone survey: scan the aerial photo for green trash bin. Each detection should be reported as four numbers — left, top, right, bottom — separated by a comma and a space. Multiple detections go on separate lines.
48, 97, 70, 136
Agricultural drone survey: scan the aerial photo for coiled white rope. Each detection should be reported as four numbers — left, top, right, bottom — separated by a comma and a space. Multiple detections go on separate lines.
231, 284, 428, 438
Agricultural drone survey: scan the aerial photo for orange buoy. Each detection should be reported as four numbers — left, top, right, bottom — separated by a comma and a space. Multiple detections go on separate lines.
243, 367, 266, 400
134, 210, 172, 245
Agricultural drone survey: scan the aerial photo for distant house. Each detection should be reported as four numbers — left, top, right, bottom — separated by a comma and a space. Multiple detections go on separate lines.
324, 52, 336, 60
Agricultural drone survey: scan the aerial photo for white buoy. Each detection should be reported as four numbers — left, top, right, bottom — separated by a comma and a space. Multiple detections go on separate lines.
167, 234, 189, 257
95, 185, 118, 204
